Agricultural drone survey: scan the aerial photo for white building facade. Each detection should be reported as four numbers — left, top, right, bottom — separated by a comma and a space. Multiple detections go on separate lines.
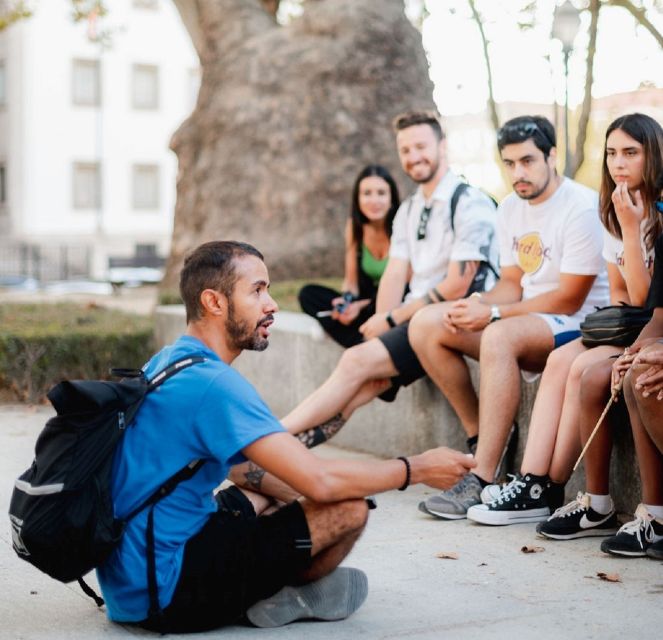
0, 0, 198, 280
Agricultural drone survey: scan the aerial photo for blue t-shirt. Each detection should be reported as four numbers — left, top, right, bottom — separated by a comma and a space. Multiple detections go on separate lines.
96, 335, 285, 622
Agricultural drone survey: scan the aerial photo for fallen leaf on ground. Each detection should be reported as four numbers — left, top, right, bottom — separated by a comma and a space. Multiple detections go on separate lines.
597, 572, 621, 583
521, 545, 545, 554
435, 551, 459, 560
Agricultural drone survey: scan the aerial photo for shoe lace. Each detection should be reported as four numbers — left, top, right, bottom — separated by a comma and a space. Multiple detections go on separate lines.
549, 492, 589, 519
618, 506, 655, 544
491, 474, 525, 505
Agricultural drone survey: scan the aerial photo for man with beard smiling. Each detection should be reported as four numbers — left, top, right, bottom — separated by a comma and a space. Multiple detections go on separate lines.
409, 115, 609, 520
280, 110, 498, 450
96, 240, 476, 633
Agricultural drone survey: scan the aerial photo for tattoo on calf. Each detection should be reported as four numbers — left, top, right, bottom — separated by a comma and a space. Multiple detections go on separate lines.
296, 413, 347, 448
244, 462, 266, 491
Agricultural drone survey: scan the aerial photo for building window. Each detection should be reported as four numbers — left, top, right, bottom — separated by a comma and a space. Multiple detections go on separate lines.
132, 164, 160, 209
0, 62, 6, 106
132, 64, 159, 110
133, 0, 159, 8
72, 59, 101, 106
73, 162, 101, 209
0, 164, 6, 205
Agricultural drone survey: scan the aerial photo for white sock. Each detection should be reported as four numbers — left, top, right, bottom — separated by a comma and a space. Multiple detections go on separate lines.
587, 493, 613, 514
644, 504, 663, 521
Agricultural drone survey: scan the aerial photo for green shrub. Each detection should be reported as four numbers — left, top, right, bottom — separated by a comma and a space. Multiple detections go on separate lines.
0, 303, 154, 403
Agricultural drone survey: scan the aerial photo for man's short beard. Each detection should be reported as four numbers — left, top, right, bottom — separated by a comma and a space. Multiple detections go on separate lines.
515, 166, 553, 201
225, 302, 269, 352
409, 157, 440, 185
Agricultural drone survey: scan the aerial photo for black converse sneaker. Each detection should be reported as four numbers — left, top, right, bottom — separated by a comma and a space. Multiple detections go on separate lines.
536, 492, 618, 540
466, 473, 550, 525
600, 504, 663, 557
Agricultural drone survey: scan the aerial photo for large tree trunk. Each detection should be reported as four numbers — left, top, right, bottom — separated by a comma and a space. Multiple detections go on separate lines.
162, 0, 434, 290
570, 0, 600, 178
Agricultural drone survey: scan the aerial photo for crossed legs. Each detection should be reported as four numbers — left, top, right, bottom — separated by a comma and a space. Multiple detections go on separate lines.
281, 338, 397, 435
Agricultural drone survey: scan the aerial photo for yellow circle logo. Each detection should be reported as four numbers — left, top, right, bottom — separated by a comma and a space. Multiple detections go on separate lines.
516, 232, 546, 274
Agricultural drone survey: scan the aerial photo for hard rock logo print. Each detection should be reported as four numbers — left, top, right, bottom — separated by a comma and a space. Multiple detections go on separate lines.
512, 232, 552, 274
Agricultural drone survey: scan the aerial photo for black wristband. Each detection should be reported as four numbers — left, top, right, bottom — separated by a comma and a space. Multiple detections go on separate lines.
386, 311, 397, 328
397, 456, 411, 491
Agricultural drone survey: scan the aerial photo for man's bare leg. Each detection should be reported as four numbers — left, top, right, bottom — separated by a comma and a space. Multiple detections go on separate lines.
281, 339, 399, 435
473, 315, 554, 482
298, 499, 369, 582
408, 302, 482, 438
245, 499, 369, 627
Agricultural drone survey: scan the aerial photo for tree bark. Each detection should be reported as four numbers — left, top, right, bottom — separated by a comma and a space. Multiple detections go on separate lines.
162, 0, 435, 290
608, 0, 663, 49
468, 0, 499, 133
570, 0, 600, 177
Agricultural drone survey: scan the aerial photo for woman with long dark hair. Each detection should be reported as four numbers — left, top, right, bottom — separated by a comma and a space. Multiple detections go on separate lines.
299, 164, 401, 347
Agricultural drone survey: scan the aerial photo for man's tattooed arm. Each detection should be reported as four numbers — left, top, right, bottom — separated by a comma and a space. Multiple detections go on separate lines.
296, 413, 347, 448
243, 461, 266, 492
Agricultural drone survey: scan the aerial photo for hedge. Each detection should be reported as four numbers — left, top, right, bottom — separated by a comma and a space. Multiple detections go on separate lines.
0, 303, 154, 403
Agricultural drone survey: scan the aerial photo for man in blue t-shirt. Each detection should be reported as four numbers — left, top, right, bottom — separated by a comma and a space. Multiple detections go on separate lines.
98, 240, 476, 633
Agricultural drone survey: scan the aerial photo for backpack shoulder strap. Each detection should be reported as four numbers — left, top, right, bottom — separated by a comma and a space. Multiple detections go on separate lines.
449, 182, 470, 234
147, 355, 206, 391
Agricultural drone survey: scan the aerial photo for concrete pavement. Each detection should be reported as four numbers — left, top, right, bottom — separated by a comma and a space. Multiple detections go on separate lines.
1, 404, 662, 640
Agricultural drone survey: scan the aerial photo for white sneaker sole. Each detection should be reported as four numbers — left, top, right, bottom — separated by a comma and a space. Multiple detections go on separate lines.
467, 505, 550, 525
538, 527, 619, 540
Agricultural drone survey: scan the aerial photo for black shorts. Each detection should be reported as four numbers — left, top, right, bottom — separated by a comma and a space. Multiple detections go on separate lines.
140, 486, 313, 633
377, 322, 427, 402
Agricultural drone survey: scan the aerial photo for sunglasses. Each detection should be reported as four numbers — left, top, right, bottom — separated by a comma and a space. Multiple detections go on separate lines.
497, 121, 554, 147
417, 204, 433, 240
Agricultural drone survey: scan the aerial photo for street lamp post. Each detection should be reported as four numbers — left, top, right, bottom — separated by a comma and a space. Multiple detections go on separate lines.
552, 1, 581, 177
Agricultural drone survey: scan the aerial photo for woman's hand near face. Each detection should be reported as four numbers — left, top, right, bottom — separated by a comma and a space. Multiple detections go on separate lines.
612, 182, 644, 233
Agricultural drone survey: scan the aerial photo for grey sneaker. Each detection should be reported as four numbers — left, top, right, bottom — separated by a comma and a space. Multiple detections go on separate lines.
418, 473, 482, 520
246, 567, 368, 628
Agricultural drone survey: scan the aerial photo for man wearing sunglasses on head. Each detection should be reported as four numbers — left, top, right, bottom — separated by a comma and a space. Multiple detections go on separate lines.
410, 115, 609, 520
279, 110, 498, 447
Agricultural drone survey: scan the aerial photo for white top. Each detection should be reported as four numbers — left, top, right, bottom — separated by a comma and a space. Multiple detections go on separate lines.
497, 177, 609, 320
389, 171, 499, 301
602, 221, 656, 278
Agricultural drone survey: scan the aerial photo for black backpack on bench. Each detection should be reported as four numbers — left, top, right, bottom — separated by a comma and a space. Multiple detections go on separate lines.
8, 355, 205, 615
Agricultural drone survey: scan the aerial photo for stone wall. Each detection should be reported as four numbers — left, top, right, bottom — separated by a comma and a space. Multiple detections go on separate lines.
155, 307, 641, 514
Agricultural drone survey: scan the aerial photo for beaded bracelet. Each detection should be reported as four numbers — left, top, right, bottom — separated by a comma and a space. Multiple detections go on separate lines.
397, 456, 411, 491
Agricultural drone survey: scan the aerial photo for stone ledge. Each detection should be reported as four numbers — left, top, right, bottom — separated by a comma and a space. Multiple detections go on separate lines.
155, 306, 640, 513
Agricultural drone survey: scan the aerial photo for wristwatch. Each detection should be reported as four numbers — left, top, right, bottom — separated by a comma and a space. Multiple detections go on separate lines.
489, 305, 501, 323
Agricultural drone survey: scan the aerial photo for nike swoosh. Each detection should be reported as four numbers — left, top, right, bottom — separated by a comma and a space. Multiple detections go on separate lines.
579, 512, 612, 529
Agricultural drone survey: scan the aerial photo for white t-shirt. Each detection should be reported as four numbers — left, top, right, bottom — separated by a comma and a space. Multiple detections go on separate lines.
497, 177, 609, 321
602, 222, 656, 278
389, 171, 498, 301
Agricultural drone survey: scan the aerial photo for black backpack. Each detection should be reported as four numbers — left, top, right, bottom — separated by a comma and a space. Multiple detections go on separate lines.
405, 180, 499, 295
8, 355, 205, 616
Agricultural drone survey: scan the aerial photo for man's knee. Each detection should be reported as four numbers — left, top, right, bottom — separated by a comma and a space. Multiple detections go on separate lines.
409, 303, 452, 349
302, 498, 369, 551
337, 342, 384, 381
